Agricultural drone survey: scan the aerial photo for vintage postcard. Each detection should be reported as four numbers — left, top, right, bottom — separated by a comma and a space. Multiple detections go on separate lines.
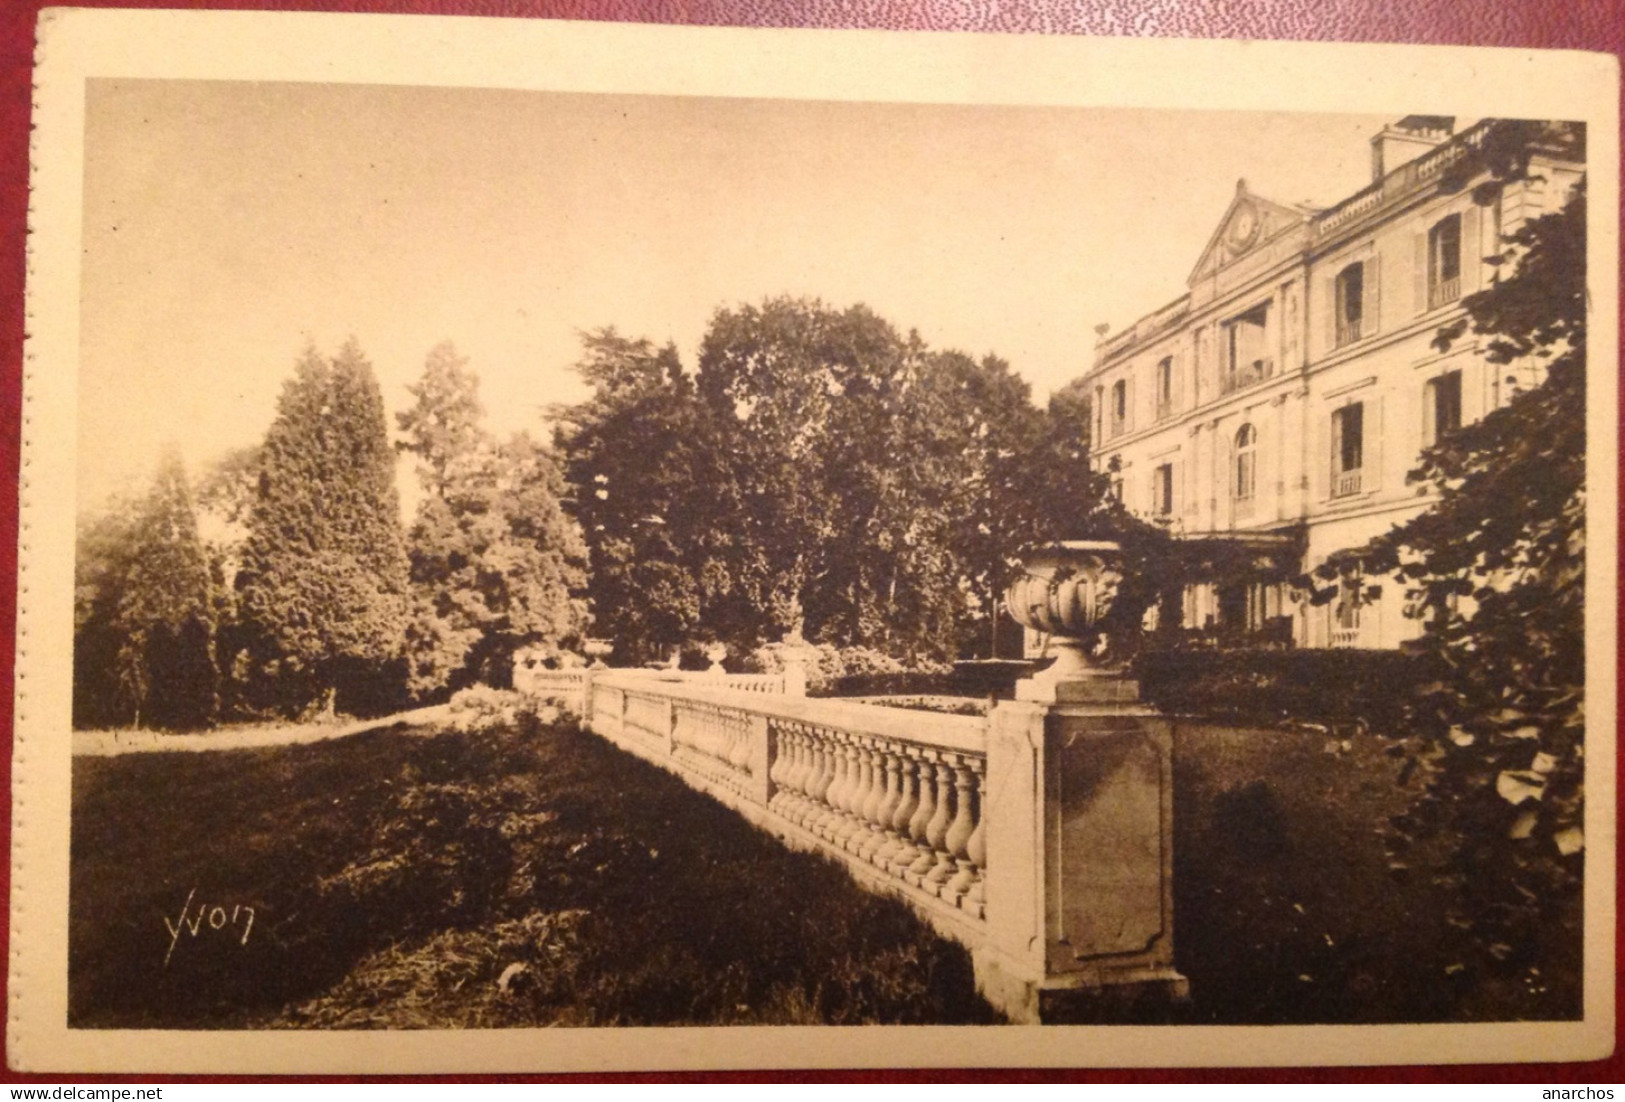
12, 7, 1618, 1073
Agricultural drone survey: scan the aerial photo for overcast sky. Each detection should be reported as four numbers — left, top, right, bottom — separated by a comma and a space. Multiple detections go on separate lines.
79, 80, 1393, 511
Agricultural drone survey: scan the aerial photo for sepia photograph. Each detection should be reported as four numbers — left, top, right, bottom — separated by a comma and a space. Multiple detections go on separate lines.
11, 10, 1617, 1073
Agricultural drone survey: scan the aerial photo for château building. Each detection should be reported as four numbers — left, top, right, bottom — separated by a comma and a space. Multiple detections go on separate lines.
1079, 117, 1583, 648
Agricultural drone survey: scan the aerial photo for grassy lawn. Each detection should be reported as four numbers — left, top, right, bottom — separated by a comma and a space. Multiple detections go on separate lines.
70, 714, 1580, 1029
70, 720, 998, 1028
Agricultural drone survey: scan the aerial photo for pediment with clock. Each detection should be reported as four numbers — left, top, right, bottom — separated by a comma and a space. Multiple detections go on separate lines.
1187, 180, 1312, 287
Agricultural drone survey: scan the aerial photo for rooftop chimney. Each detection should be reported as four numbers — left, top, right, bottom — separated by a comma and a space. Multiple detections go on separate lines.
1370, 116, 1455, 182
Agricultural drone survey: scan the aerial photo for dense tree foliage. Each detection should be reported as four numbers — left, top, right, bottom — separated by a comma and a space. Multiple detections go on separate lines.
552, 331, 722, 665
397, 343, 588, 698
1334, 181, 1587, 972
556, 299, 1111, 665
73, 453, 218, 730
234, 341, 412, 717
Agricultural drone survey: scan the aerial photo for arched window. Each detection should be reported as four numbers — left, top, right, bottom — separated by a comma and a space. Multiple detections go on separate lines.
1234, 423, 1257, 517
1110, 379, 1127, 437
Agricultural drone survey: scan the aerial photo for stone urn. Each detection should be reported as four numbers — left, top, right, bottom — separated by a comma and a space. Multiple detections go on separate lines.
582, 638, 613, 670
1004, 540, 1131, 703
703, 641, 729, 675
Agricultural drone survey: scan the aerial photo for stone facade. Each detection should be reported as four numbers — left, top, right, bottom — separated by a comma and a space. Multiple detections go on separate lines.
1079, 117, 1583, 649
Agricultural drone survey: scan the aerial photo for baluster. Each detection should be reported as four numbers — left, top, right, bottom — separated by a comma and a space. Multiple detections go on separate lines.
806, 732, 835, 830
861, 742, 887, 823
814, 735, 848, 838
851, 742, 886, 856
837, 742, 874, 848
767, 725, 793, 811
944, 755, 979, 900
882, 749, 921, 873
962, 759, 987, 911
794, 730, 821, 823
705, 706, 725, 760
728, 713, 752, 771
767, 726, 785, 783
774, 728, 802, 815
922, 759, 957, 889
866, 746, 903, 865
905, 755, 941, 881
789, 729, 816, 821
833, 739, 868, 845
671, 701, 692, 752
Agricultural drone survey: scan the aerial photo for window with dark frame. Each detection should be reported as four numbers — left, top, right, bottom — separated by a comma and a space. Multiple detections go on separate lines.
1331, 403, 1364, 498
1426, 369, 1463, 445
1110, 379, 1127, 437
1153, 462, 1174, 517
1334, 262, 1364, 346
1331, 571, 1364, 647
1234, 423, 1257, 516
1428, 213, 1462, 310
1222, 302, 1271, 395
1155, 357, 1173, 420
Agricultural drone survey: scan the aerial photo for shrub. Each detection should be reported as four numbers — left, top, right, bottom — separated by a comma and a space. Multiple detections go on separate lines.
747, 642, 949, 695
1135, 647, 1439, 732
445, 685, 557, 735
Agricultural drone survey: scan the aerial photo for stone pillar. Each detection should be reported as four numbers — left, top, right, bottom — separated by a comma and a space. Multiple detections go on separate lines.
976, 699, 1049, 1021
975, 672, 1186, 1023
781, 657, 809, 697
749, 714, 773, 806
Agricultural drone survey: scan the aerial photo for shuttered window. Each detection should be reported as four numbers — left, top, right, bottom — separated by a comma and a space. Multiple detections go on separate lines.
1331, 403, 1364, 498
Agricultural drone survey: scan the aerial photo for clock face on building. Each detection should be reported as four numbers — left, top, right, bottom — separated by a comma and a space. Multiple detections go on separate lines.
1226, 202, 1260, 252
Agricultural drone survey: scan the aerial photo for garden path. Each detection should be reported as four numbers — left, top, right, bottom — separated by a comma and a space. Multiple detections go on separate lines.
70, 704, 452, 757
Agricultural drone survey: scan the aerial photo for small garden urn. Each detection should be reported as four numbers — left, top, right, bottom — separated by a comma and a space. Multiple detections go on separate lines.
1003, 540, 1137, 704
703, 642, 729, 675
582, 638, 613, 670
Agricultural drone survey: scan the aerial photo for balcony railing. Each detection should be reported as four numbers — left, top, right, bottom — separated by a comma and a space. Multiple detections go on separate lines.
1155, 399, 1173, 422
1220, 358, 1273, 397
1333, 469, 1363, 498
1334, 317, 1363, 348
1312, 119, 1495, 240
1428, 275, 1461, 311
1330, 626, 1362, 649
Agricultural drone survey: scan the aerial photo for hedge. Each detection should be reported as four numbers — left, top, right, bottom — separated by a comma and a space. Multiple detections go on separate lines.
1134, 646, 1443, 733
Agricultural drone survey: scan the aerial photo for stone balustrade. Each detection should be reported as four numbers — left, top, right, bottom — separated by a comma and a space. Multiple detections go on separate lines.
587, 670, 990, 937
512, 668, 593, 710
516, 665, 794, 713
554, 662, 1181, 1022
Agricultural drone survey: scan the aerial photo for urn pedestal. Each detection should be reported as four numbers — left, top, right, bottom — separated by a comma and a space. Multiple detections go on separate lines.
975, 541, 1187, 1021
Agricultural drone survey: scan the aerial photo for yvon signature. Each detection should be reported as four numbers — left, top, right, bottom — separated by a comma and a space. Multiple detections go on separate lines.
163, 889, 255, 966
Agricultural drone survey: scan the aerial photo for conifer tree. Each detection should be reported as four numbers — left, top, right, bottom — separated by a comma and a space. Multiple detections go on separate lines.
398, 344, 587, 697
118, 451, 220, 728
73, 453, 218, 729
236, 341, 410, 716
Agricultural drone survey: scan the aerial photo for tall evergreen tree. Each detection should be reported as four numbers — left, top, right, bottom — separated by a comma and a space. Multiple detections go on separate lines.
396, 341, 488, 500
398, 344, 587, 697
73, 454, 218, 730
235, 341, 410, 716
73, 498, 139, 729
